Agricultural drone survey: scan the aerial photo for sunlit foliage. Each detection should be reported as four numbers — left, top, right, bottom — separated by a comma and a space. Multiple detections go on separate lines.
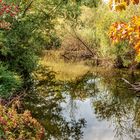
109, 0, 139, 11
109, 16, 140, 61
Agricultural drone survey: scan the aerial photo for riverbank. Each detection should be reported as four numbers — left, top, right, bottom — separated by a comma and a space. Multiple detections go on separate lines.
40, 50, 140, 82
40, 50, 91, 81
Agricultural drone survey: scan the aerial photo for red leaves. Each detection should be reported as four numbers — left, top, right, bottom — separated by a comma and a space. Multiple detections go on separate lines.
0, 104, 45, 140
0, 1, 20, 30
0, 0, 20, 18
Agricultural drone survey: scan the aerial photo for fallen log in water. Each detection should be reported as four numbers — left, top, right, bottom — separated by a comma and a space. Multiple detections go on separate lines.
122, 78, 140, 92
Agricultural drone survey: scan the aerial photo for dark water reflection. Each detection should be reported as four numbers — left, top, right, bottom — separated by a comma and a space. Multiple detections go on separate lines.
24, 69, 140, 140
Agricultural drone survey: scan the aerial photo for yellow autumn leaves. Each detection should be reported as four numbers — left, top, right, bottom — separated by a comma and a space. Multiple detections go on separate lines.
109, 16, 140, 60
109, 0, 139, 11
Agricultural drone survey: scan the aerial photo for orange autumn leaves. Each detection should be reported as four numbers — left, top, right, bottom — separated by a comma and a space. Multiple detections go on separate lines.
109, 0, 139, 11
109, 16, 140, 58
0, 104, 45, 139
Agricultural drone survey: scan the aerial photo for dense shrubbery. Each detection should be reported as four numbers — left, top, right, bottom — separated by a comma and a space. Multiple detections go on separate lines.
0, 104, 44, 139
0, 0, 40, 97
0, 64, 22, 98
89, 4, 140, 66
0, 0, 91, 98
58, 3, 140, 67
0, 0, 60, 97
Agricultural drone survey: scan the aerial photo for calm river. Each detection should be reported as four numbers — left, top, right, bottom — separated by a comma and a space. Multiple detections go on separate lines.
24, 69, 140, 140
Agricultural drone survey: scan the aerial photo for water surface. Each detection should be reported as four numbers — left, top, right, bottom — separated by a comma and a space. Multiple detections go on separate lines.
24, 69, 140, 140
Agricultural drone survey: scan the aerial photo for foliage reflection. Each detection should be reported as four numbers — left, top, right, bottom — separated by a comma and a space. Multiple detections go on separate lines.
24, 68, 140, 140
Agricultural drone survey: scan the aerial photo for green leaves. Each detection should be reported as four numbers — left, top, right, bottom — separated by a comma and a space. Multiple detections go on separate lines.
0, 64, 22, 98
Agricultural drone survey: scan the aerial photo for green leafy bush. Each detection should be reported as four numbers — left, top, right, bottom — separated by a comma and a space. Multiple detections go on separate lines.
0, 0, 91, 98
0, 64, 22, 98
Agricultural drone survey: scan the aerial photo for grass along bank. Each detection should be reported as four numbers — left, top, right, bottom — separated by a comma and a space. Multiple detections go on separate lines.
40, 50, 91, 81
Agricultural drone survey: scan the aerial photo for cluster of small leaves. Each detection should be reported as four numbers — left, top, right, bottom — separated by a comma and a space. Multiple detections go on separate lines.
0, 0, 20, 30
0, 0, 39, 80
109, 16, 140, 60
0, 0, 20, 17
109, 0, 139, 11
0, 104, 45, 140
0, 64, 22, 98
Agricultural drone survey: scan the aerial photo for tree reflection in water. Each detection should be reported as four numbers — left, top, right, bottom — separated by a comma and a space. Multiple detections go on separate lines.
93, 70, 140, 140
24, 68, 140, 140
24, 67, 87, 140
